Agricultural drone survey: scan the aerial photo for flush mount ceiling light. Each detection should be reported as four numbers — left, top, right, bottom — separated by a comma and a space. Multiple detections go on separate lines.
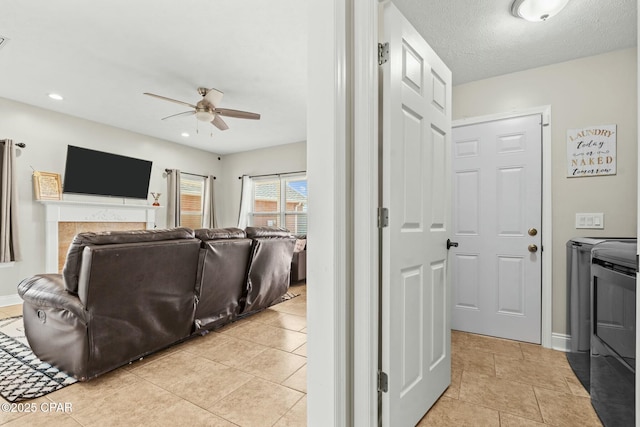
48, 93, 64, 100
511, 0, 570, 22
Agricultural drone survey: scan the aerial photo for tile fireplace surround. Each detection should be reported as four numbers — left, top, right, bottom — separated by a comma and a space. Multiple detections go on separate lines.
40, 200, 157, 273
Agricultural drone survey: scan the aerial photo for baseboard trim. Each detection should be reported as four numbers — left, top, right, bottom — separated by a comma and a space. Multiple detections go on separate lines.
0, 294, 22, 307
551, 332, 571, 352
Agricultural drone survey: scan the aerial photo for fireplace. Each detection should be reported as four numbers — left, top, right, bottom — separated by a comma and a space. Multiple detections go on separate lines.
40, 200, 157, 273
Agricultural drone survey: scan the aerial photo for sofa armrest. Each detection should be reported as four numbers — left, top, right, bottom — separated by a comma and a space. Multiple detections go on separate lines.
291, 250, 307, 282
18, 274, 87, 323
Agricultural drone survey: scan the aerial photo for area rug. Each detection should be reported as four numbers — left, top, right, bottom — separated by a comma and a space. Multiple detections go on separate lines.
0, 316, 77, 402
270, 291, 300, 307
232, 291, 300, 322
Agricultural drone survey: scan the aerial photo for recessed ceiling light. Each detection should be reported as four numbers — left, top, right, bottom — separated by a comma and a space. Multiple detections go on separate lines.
48, 93, 64, 101
181, 132, 190, 137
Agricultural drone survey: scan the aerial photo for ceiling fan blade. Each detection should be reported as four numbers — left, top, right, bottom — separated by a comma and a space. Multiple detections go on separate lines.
215, 108, 261, 120
203, 88, 224, 107
212, 115, 229, 131
144, 92, 196, 109
161, 110, 195, 121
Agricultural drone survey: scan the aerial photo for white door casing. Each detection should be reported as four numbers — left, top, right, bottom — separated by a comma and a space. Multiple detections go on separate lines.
380, 3, 452, 426
451, 114, 542, 344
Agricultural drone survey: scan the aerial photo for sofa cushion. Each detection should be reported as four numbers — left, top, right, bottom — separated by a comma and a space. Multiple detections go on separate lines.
195, 227, 246, 241
62, 227, 194, 294
194, 237, 252, 330
243, 236, 296, 313
245, 226, 292, 239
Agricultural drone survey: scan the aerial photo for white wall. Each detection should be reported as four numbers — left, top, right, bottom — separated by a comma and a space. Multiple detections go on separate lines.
0, 97, 222, 299
453, 48, 638, 335
217, 141, 307, 227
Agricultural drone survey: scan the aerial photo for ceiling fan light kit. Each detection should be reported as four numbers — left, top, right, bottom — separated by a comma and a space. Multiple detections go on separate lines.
195, 108, 214, 122
144, 87, 260, 131
511, 0, 570, 22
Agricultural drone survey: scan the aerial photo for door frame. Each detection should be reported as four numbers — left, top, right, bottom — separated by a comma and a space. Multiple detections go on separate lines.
307, 0, 381, 426
452, 106, 553, 348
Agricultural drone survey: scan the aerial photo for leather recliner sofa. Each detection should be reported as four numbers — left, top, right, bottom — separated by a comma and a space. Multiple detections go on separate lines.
17, 226, 295, 381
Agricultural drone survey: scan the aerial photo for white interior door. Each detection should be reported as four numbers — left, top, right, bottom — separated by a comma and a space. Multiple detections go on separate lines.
380, 3, 452, 426
451, 115, 542, 344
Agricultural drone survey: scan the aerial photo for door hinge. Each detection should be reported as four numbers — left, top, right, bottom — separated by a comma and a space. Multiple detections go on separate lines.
378, 370, 389, 393
378, 42, 389, 65
377, 207, 389, 228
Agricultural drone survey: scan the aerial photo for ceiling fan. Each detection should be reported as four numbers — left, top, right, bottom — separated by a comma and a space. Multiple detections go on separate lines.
143, 87, 260, 131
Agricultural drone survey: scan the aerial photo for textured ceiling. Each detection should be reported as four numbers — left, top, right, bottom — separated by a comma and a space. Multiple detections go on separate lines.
394, 0, 637, 85
0, 1, 636, 155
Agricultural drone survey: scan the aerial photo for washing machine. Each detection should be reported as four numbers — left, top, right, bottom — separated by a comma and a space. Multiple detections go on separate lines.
566, 237, 635, 391
590, 239, 636, 427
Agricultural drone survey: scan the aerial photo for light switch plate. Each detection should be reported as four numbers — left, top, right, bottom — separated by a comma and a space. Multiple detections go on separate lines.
576, 213, 604, 229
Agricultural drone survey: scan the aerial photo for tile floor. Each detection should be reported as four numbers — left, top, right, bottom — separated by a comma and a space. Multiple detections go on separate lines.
0, 284, 603, 426
0, 283, 307, 427
417, 330, 602, 426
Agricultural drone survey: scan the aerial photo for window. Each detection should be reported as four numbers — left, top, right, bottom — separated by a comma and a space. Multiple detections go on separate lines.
179, 174, 205, 229
251, 174, 307, 234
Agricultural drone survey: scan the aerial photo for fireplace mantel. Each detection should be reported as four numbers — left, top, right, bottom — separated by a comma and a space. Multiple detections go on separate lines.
40, 200, 157, 273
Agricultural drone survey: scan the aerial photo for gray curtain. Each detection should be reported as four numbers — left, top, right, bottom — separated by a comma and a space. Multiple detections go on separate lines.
166, 169, 181, 228
202, 175, 218, 228
0, 140, 21, 262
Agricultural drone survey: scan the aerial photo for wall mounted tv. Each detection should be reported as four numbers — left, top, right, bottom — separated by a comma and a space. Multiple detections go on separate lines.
62, 145, 153, 200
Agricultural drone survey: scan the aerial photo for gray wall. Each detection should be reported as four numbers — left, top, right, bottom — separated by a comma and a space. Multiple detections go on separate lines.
452, 48, 638, 336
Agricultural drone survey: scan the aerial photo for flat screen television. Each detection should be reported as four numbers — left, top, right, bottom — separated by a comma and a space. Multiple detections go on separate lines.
63, 145, 153, 199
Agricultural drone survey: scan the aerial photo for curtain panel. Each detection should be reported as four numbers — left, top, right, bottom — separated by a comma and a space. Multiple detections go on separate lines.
0, 140, 21, 263
237, 175, 253, 228
166, 169, 181, 228
202, 175, 218, 228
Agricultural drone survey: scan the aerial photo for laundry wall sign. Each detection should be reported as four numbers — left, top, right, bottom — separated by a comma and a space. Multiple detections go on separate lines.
567, 124, 616, 177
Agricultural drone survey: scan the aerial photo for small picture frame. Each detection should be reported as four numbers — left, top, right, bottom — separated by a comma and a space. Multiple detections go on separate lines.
33, 171, 62, 200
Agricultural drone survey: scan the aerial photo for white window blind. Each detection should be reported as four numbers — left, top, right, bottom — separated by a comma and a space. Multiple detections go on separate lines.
250, 174, 307, 234
179, 175, 205, 229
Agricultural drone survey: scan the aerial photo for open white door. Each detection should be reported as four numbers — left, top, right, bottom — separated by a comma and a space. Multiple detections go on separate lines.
380, 3, 452, 426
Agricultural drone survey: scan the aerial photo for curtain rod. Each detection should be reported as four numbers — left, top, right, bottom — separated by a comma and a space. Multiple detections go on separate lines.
165, 169, 215, 180
0, 141, 25, 148
238, 170, 307, 180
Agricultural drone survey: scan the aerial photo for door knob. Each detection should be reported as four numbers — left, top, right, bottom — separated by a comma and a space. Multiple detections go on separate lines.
528, 228, 538, 236
447, 239, 459, 250
528, 244, 538, 253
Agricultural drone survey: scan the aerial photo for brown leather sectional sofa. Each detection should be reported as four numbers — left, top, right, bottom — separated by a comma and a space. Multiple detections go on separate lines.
17, 226, 295, 381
